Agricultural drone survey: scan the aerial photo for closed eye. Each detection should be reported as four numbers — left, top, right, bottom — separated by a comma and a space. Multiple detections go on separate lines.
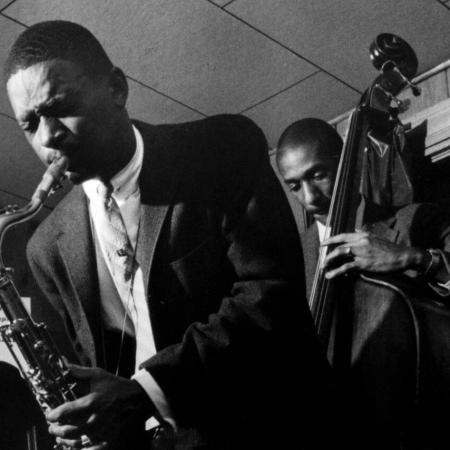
288, 182, 301, 193
40, 99, 78, 118
19, 114, 39, 133
311, 170, 328, 181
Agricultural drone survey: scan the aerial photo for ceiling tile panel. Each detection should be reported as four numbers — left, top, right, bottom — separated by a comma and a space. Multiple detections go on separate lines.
228, 0, 450, 91
0, 1, 15, 11
244, 72, 360, 148
0, 15, 26, 117
4, 0, 316, 115
208, 0, 234, 7
127, 78, 204, 124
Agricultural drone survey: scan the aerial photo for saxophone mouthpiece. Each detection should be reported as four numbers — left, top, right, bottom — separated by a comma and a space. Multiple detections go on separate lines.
31, 156, 69, 203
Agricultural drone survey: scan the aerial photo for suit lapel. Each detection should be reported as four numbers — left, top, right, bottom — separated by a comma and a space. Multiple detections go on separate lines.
137, 202, 170, 291
55, 187, 101, 364
134, 121, 181, 290
52, 122, 181, 362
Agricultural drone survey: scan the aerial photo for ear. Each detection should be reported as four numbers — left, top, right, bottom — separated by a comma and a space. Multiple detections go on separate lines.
108, 67, 128, 108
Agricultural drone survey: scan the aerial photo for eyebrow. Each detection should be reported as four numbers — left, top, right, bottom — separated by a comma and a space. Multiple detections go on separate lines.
19, 91, 75, 123
35, 92, 71, 114
283, 164, 328, 184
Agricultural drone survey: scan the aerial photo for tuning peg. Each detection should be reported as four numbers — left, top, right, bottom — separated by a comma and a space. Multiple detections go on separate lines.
390, 64, 421, 97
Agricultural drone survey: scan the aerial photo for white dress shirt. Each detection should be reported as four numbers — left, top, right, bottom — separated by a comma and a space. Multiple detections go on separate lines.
82, 125, 175, 429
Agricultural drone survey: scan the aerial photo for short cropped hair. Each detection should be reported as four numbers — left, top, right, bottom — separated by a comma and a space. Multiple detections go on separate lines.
4, 20, 113, 82
276, 118, 343, 163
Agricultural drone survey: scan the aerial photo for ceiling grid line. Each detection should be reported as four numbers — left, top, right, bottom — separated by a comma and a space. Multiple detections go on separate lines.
208, 2, 362, 95
0, 0, 17, 14
436, 0, 450, 8
205, 0, 238, 9
445, 70, 450, 98
0, 187, 32, 204
220, 1, 238, 8
125, 75, 208, 117
0, 11, 26, 28
239, 70, 321, 113
0, 187, 54, 211
0, 111, 15, 122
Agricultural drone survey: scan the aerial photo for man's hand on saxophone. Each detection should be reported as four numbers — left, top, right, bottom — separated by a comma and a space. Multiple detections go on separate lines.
46, 364, 155, 449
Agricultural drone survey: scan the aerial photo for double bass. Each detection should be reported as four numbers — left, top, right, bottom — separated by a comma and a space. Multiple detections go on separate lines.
309, 34, 450, 448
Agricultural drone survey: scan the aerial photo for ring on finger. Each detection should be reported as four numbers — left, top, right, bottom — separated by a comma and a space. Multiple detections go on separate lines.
81, 435, 92, 446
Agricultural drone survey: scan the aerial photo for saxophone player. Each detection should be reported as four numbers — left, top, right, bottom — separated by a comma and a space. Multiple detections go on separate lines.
4, 20, 337, 449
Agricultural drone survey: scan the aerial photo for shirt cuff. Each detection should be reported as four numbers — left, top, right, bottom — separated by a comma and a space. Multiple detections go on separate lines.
132, 369, 177, 431
427, 250, 450, 297
428, 280, 450, 297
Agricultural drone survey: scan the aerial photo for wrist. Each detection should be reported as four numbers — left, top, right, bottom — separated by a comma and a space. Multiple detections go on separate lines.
412, 248, 441, 276
410, 248, 430, 272
130, 379, 156, 418
423, 249, 442, 276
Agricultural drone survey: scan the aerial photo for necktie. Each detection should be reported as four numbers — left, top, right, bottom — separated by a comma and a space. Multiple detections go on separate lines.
96, 182, 136, 288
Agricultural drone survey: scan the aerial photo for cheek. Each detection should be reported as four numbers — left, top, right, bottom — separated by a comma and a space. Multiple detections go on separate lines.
60, 116, 105, 152
320, 179, 334, 198
28, 138, 51, 165
63, 109, 112, 144
59, 117, 88, 138
293, 191, 306, 207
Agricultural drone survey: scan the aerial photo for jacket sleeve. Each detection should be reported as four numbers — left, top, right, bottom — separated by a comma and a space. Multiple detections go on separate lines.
139, 116, 331, 429
398, 202, 450, 298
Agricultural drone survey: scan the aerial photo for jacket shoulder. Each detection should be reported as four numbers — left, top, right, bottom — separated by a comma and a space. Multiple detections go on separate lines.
134, 115, 267, 161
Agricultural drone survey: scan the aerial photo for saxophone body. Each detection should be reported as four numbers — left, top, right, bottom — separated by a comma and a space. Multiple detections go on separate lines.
0, 270, 78, 409
0, 156, 84, 447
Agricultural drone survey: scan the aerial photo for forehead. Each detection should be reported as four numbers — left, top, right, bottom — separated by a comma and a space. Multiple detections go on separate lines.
6, 59, 87, 113
278, 142, 330, 178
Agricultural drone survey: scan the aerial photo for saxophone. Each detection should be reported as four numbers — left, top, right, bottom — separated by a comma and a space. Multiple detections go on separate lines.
0, 156, 89, 449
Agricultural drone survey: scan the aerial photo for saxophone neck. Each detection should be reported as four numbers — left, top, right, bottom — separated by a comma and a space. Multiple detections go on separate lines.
31, 156, 68, 203
0, 156, 68, 267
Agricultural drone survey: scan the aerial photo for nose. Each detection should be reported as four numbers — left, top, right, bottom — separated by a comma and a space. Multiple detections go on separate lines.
301, 181, 321, 207
37, 116, 66, 149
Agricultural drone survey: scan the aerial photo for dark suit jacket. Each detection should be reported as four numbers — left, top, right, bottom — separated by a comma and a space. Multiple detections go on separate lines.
27, 115, 335, 449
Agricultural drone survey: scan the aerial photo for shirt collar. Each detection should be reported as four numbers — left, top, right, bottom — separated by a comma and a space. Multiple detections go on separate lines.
316, 220, 330, 243
83, 125, 144, 202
